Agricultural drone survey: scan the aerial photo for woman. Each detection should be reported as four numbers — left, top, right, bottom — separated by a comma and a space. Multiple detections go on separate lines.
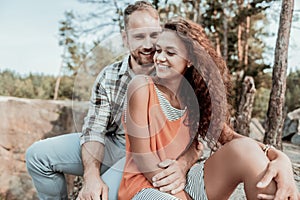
118, 17, 281, 200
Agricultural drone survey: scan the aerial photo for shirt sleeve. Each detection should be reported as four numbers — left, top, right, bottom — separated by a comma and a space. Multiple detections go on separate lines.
80, 70, 111, 146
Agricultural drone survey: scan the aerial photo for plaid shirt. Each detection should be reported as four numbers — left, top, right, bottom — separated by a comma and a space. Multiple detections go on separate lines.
80, 55, 134, 147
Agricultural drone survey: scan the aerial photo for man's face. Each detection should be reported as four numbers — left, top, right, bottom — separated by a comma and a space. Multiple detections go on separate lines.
124, 10, 161, 67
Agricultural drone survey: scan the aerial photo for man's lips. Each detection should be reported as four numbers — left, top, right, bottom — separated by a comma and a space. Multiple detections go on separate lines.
140, 51, 154, 56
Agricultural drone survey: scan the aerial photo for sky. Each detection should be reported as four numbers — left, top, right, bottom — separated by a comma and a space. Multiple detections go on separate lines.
0, 0, 299, 76
0, 0, 92, 75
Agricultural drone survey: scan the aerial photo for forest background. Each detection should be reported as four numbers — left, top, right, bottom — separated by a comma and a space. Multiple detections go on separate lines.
0, 0, 299, 145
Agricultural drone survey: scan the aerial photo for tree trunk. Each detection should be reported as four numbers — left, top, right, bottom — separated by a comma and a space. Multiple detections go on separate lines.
235, 76, 256, 136
244, 2, 251, 66
235, 0, 246, 113
222, 0, 228, 62
264, 0, 294, 150
237, 0, 244, 65
53, 75, 61, 100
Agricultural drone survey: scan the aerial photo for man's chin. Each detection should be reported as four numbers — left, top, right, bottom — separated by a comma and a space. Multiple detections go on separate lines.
140, 62, 154, 68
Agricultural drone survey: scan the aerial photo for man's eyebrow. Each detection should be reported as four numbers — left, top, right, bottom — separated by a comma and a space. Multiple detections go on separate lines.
132, 32, 145, 35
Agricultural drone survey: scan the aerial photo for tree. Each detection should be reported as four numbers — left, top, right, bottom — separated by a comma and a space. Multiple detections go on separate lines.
264, 0, 294, 149
55, 11, 86, 100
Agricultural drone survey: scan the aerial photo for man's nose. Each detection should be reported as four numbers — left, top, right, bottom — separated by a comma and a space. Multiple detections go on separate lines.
142, 36, 153, 49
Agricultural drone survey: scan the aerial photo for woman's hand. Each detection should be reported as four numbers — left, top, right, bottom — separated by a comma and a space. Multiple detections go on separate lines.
152, 159, 187, 194
257, 149, 299, 200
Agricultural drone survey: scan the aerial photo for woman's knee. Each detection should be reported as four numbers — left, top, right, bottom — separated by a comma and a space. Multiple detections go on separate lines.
224, 137, 263, 160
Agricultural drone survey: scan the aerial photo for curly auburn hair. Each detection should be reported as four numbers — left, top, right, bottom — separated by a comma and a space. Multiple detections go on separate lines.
163, 17, 233, 150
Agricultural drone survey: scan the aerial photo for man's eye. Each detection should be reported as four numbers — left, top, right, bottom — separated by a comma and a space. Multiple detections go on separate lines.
156, 49, 162, 53
134, 35, 145, 39
150, 32, 159, 39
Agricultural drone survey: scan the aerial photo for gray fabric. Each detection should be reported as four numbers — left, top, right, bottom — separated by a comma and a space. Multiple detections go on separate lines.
25, 133, 125, 200
184, 162, 208, 200
132, 188, 179, 200
132, 161, 208, 200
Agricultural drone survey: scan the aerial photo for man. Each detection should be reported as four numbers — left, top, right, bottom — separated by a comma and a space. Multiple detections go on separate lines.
26, 1, 299, 200
26, 2, 198, 200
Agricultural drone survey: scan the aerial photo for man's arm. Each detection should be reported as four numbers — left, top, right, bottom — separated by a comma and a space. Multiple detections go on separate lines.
78, 71, 112, 200
154, 122, 300, 198
229, 124, 299, 199
77, 142, 108, 200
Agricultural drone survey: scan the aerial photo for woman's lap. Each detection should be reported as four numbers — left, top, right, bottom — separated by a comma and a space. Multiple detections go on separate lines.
132, 161, 208, 200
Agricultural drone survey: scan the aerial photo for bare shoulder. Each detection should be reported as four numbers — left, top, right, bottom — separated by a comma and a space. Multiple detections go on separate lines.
127, 75, 150, 99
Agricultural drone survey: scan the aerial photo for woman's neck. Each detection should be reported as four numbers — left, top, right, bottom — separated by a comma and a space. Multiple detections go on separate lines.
154, 76, 184, 109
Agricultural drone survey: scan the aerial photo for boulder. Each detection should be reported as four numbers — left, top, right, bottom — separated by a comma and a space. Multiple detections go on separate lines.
0, 96, 88, 199
249, 118, 265, 142
283, 108, 300, 143
291, 133, 300, 145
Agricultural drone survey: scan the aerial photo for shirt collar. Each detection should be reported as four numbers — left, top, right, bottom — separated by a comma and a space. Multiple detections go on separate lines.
118, 54, 130, 76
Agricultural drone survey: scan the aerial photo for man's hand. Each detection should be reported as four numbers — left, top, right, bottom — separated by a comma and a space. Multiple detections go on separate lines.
79, 142, 107, 200
256, 149, 300, 200
77, 175, 108, 200
152, 159, 187, 195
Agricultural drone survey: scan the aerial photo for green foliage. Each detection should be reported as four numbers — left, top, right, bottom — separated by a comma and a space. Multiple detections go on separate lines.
286, 70, 300, 112
0, 70, 76, 100
59, 11, 85, 76
252, 69, 300, 119
151, 0, 274, 113
0, 70, 54, 99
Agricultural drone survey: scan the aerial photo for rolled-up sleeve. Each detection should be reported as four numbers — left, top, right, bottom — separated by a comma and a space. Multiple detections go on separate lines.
80, 71, 111, 146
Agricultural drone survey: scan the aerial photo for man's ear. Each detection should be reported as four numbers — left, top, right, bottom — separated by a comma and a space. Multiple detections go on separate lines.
122, 30, 128, 48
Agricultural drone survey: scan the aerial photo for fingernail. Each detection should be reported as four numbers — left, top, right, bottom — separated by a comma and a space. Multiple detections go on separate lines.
153, 182, 157, 187
256, 182, 263, 187
152, 177, 156, 181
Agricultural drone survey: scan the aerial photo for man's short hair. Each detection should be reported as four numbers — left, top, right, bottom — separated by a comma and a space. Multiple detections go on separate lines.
124, 1, 159, 30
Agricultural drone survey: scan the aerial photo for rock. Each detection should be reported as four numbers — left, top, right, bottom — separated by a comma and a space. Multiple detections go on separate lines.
1, 96, 299, 199
0, 96, 88, 200
291, 132, 300, 145
283, 118, 299, 139
249, 118, 265, 142
283, 108, 300, 139
288, 108, 300, 120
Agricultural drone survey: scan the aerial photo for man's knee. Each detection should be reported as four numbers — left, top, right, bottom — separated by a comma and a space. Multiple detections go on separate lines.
25, 140, 48, 172
26, 142, 38, 171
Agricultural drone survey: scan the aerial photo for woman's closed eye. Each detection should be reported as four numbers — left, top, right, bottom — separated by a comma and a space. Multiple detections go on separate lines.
166, 51, 175, 56
155, 48, 176, 56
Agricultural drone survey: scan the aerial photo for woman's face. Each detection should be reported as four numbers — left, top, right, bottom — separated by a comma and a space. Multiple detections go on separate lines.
154, 30, 189, 79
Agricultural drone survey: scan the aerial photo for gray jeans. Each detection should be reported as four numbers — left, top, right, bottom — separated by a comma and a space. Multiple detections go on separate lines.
25, 133, 125, 200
